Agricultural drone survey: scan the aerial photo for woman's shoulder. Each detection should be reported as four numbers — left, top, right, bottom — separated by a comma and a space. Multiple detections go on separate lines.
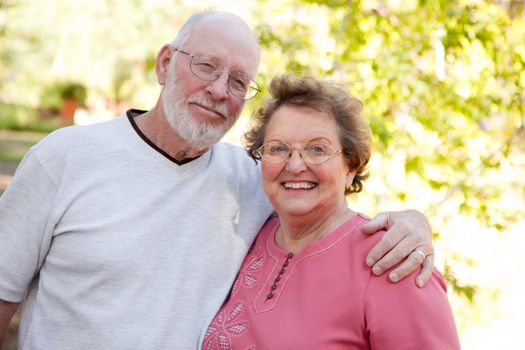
347, 213, 387, 249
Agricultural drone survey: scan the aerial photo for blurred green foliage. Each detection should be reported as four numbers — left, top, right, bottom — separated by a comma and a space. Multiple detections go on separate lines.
0, 102, 61, 132
40, 81, 87, 111
252, 0, 524, 224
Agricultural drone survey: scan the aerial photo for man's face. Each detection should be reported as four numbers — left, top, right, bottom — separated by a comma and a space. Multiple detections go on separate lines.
161, 58, 235, 151
161, 19, 260, 151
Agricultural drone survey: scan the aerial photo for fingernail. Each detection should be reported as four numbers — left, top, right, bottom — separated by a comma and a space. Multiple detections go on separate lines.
372, 265, 382, 275
390, 272, 399, 282
416, 278, 424, 288
366, 258, 375, 267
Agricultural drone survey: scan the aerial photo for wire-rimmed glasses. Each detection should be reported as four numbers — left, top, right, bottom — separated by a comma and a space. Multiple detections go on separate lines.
173, 47, 261, 100
256, 141, 343, 165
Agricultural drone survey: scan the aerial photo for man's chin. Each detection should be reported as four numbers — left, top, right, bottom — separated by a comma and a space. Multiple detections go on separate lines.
190, 115, 235, 138
165, 108, 234, 149
184, 137, 219, 151
189, 114, 232, 131
182, 126, 228, 149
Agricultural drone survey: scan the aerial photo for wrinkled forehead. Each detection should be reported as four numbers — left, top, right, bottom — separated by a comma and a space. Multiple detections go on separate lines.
183, 16, 260, 78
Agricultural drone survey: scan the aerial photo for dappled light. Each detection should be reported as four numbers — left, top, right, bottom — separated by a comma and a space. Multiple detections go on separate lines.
1, 0, 524, 349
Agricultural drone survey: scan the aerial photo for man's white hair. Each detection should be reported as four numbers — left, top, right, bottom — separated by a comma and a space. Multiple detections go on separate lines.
170, 11, 260, 54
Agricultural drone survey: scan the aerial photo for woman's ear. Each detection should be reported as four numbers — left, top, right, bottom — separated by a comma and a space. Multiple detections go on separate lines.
345, 171, 355, 190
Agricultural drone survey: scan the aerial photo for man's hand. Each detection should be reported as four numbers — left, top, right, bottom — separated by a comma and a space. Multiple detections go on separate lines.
362, 210, 434, 287
0, 299, 19, 347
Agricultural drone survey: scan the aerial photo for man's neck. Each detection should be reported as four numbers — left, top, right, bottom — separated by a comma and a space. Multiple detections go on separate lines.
134, 105, 209, 162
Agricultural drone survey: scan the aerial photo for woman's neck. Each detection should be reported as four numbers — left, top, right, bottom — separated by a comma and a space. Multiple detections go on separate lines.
275, 205, 355, 254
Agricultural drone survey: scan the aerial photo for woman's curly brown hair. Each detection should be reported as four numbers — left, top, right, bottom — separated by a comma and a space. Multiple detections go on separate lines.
244, 74, 371, 194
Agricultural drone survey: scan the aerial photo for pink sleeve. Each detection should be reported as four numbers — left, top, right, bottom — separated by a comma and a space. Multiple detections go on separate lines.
364, 268, 461, 349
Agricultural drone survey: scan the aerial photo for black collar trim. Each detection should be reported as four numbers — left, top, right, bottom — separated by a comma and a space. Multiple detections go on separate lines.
126, 109, 197, 166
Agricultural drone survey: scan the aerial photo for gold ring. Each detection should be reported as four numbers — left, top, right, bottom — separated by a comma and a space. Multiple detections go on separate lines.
414, 249, 426, 261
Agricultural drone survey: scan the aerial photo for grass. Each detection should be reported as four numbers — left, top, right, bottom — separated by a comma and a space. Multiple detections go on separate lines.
0, 133, 45, 164
0, 101, 63, 134
0, 130, 47, 196
0, 101, 55, 164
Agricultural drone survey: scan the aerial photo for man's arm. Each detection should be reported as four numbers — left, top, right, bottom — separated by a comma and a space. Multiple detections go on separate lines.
362, 209, 434, 287
0, 299, 19, 346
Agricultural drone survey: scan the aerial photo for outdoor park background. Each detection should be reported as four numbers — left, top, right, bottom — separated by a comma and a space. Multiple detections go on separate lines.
0, 0, 524, 349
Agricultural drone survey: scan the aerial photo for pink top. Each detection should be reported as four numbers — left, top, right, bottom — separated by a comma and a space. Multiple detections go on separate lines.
202, 214, 460, 349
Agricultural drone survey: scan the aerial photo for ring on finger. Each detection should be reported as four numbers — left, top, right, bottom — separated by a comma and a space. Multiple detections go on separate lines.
413, 249, 426, 261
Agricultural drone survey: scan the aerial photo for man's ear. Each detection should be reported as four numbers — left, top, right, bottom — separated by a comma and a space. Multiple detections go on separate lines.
156, 44, 173, 85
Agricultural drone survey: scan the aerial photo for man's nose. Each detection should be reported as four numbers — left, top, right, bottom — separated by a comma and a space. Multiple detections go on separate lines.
206, 73, 230, 100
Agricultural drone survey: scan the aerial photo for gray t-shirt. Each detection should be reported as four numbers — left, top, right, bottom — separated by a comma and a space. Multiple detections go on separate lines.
0, 112, 273, 349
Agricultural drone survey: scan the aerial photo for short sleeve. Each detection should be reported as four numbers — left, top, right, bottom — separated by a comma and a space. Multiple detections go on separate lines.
0, 150, 57, 302
364, 268, 461, 349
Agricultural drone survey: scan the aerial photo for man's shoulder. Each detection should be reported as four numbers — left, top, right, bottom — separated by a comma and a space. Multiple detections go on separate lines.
26, 116, 128, 172
209, 142, 263, 185
213, 141, 246, 153
34, 116, 126, 151
212, 142, 258, 165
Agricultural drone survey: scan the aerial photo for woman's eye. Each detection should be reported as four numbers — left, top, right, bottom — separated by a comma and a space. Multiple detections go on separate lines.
307, 144, 328, 154
270, 144, 288, 154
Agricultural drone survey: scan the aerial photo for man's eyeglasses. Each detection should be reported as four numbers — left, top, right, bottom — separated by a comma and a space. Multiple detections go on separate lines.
173, 47, 261, 100
256, 141, 343, 165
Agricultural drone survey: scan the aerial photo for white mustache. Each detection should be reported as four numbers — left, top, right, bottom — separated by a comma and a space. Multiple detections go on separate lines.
187, 96, 230, 119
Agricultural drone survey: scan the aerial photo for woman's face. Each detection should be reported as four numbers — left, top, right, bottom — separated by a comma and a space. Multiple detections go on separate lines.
261, 105, 354, 220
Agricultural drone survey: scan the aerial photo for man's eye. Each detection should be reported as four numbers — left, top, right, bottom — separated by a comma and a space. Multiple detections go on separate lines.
195, 62, 216, 72
230, 78, 248, 92
193, 56, 219, 73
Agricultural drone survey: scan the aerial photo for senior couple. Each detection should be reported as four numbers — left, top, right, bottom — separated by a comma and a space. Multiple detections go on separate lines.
0, 11, 459, 349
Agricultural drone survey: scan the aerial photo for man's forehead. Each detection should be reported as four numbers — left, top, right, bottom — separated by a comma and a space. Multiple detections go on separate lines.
184, 18, 260, 75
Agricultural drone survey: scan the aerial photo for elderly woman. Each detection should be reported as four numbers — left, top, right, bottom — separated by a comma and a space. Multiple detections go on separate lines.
202, 75, 460, 349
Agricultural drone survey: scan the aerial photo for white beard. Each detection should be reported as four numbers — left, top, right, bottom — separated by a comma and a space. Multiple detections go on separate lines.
161, 65, 238, 151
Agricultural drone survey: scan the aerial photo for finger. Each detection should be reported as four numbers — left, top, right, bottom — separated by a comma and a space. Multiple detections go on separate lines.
387, 244, 434, 283
416, 254, 434, 288
361, 212, 393, 235
386, 247, 426, 282
371, 235, 417, 275
366, 234, 396, 267
366, 224, 411, 267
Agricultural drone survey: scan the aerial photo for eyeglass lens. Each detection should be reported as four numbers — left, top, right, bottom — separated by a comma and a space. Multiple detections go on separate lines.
176, 49, 259, 100
259, 142, 339, 164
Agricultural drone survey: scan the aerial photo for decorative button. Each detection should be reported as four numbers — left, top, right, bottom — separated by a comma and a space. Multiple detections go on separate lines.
266, 252, 294, 301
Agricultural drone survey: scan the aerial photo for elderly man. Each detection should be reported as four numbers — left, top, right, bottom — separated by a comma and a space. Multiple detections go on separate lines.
0, 11, 433, 349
